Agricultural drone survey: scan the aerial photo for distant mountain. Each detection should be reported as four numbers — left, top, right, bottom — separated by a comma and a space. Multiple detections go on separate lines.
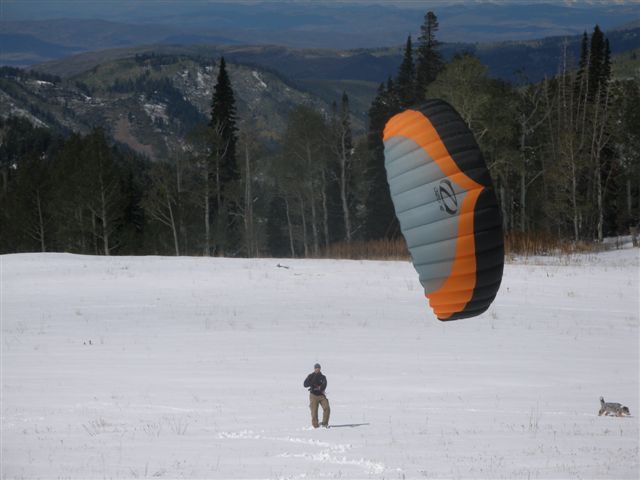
0, 34, 80, 65
2, 1, 639, 54
29, 26, 640, 85
0, 19, 239, 67
472, 26, 640, 82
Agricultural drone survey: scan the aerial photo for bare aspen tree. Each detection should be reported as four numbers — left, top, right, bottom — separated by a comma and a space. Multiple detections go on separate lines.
516, 80, 550, 232
83, 130, 124, 256
329, 93, 354, 242
238, 127, 261, 257
281, 106, 330, 257
142, 162, 181, 256
186, 122, 230, 256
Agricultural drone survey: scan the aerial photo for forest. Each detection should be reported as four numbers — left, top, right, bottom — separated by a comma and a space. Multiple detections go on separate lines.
1, 14, 638, 258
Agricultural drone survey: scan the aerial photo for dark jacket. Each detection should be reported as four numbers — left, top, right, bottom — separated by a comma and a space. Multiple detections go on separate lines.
304, 372, 327, 396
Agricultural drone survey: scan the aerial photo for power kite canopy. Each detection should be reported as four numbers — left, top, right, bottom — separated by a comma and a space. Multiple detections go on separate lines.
383, 100, 504, 321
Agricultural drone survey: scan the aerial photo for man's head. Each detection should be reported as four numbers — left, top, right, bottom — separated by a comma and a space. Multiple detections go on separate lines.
314, 363, 321, 372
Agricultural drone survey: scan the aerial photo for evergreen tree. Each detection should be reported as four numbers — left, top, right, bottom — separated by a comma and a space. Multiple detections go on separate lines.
367, 83, 386, 149
363, 80, 401, 240
587, 25, 605, 102
575, 31, 589, 97
210, 56, 238, 184
601, 38, 612, 90
416, 11, 444, 99
209, 56, 240, 255
396, 35, 417, 107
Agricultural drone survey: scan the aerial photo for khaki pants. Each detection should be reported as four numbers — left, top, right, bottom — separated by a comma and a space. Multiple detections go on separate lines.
309, 393, 330, 427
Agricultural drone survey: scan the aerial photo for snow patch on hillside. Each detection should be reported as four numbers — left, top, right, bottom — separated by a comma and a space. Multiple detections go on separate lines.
252, 70, 268, 89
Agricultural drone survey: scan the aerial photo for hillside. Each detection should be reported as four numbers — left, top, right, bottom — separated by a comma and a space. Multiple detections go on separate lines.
2, 249, 638, 478
0, 56, 334, 160
3, 32, 637, 161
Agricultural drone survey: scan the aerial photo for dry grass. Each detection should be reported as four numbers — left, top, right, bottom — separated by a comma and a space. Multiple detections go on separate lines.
504, 232, 609, 257
317, 239, 410, 260
314, 233, 613, 261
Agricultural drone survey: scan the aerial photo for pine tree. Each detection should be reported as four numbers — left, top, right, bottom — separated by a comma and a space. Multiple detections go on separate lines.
209, 56, 239, 255
416, 11, 444, 100
396, 35, 417, 107
364, 80, 400, 240
575, 31, 589, 97
210, 56, 238, 184
601, 38, 612, 90
588, 25, 605, 102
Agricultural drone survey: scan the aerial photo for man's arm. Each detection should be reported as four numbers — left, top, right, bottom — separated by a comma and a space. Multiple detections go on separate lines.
303, 373, 313, 388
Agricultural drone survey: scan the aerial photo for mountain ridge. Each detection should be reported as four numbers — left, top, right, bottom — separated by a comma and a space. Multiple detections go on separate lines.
26, 26, 640, 85
3, 1, 639, 49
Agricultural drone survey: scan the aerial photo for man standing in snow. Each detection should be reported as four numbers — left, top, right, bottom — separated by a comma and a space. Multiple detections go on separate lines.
304, 363, 330, 428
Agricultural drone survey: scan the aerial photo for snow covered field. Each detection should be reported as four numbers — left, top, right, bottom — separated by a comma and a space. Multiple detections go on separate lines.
1, 249, 638, 479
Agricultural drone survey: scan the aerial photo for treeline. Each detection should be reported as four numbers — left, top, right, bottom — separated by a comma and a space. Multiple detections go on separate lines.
0, 120, 150, 254
0, 66, 61, 84
365, 20, 639, 243
1, 14, 638, 257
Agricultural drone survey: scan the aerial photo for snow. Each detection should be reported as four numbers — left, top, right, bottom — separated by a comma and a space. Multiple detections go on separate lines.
1, 248, 638, 479
252, 71, 268, 89
142, 101, 168, 123
0, 91, 49, 129
196, 70, 210, 91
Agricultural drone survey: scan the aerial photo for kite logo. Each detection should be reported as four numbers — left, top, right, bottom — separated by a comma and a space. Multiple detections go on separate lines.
435, 179, 458, 215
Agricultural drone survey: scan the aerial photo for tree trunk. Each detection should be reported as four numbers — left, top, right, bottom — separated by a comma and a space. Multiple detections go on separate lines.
168, 194, 180, 256
77, 207, 86, 253
321, 172, 330, 249
100, 176, 110, 256
284, 196, 295, 258
310, 193, 318, 256
627, 178, 632, 220
204, 175, 211, 256
215, 156, 222, 213
176, 156, 187, 255
339, 133, 352, 242
595, 156, 603, 242
519, 165, 526, 233
571, 160, 579, 242
244, 141, 253, 257
303, 144, 319, 255
36, 189, 45, 252
91, 214, 98, 255
214, 155, 224, 257
499, 185, 508, 232
299, 194, 309, 257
